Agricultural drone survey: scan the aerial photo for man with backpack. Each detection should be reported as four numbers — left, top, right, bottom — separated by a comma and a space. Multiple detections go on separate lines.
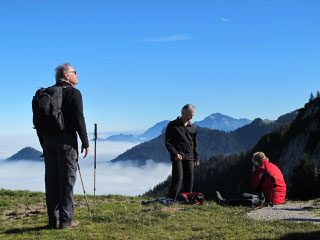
165, 104, 199, 200
33, 63, 89, 229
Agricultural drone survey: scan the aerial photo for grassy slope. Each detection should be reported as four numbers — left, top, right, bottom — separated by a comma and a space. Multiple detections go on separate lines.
0, 190, 320, 240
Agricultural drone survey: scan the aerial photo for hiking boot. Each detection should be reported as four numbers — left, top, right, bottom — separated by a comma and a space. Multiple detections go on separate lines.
48, 220, 59, 229
215, 191, 225, 203
59, 221, 81, 230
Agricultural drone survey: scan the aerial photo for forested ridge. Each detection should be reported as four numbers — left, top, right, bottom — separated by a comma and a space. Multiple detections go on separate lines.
145, 97, 320, 200
112, 110, 297, 164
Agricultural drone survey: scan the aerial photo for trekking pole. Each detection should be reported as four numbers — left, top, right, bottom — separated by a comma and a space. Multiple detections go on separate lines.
77, 162, 92, 218
94, 123, 97, 216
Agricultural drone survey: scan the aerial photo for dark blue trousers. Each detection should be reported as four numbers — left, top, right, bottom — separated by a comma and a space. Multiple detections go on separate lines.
43, 133, 78, 227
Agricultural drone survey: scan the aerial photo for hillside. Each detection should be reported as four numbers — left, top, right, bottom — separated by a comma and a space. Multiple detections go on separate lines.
145, 98, 320, 200
6, 147, 43, 161
1, 189, 320, 240
111, 110, 298, 164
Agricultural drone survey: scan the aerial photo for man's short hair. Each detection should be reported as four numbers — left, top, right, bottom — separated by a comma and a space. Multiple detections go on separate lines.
252, 152, 268, 163
181, 104, 195, 114
55, 63, 71, 82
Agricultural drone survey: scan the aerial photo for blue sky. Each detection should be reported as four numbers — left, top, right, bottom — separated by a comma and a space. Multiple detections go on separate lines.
0, 0, 319, 135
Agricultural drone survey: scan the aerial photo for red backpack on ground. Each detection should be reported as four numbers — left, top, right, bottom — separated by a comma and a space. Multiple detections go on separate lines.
178, 192, 204, 205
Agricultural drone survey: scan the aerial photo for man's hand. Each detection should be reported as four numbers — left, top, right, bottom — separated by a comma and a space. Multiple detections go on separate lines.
81, 146, 90, 159
194, 162, 199, 166
175, 154, 183, 161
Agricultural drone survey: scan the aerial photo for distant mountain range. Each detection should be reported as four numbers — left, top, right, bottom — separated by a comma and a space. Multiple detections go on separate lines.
111, 110, 298, 164
99, 134, 142, 143
194, 113, 252, 131
100, 113, 254, 143
98, 120, 170, 143
6, 147, 43, 161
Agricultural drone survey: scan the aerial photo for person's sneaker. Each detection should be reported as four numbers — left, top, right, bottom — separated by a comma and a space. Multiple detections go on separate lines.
59, 221, 81, 230
215, 191, 225, 203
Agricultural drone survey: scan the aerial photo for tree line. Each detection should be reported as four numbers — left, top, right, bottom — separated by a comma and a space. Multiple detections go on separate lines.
145, 96, 320, 201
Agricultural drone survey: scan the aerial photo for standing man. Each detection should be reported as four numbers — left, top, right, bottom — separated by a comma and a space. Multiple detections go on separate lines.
165, 104, 199, 200
39, 63, 89, 229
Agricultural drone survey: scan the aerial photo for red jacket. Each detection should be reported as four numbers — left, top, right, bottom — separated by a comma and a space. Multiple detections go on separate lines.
252, 160, 286, 205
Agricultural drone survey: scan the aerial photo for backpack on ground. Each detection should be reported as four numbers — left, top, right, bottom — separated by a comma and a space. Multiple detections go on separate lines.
32, 85, 65, 136
178, 192, 204, 205
239, 192, 265, 207
141, 197, 180, 206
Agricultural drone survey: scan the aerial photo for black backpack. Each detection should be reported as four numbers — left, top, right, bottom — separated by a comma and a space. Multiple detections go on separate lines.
32, 85, 65, 136
239, 192, 265, 207
178, 192, 204, 205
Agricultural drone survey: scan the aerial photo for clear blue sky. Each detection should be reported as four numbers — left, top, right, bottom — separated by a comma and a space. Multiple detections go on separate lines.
0, 0, 319, 135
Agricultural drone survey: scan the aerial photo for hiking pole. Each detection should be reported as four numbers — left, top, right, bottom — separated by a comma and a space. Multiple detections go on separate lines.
93, 123, 97, 216
77, 162, 92, 218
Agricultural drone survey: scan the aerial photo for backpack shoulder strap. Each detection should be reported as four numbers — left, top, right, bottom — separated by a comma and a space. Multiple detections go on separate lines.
257, 169, 266, 191
264, 164, 277, 188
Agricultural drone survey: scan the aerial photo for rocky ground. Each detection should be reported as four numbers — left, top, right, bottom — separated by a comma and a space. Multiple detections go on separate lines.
247, 201, 320, 224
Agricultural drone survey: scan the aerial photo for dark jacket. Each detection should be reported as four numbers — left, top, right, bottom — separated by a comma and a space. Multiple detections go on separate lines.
165, 117, 199, 162
58, 81, 89, 148
37, 81, 89, 149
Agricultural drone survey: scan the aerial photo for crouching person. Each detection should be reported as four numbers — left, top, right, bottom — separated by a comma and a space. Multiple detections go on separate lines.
216, 152, 286, 207
251, 152, 286, 205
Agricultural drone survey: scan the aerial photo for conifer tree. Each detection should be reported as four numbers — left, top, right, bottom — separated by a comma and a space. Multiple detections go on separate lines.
317, 91, 320, 98
289, 154, 318, 200
310, 92, 315, 101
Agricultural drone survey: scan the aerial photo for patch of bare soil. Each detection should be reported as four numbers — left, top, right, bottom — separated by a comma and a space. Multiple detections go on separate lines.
1, 197, 136, 221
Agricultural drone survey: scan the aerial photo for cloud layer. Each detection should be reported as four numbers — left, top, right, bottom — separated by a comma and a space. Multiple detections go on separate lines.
0, 138, 171, 196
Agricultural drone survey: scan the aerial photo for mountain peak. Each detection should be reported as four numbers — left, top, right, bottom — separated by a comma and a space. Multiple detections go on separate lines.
194, 113, 252, 131
6, 147, 43, 161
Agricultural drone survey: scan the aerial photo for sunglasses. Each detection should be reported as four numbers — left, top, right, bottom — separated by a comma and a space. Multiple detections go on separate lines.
67, 71, 77, 75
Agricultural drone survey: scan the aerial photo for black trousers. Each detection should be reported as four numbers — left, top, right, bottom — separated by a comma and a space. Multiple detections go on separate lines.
43, 133, 78, 227
167, 160, 194, 200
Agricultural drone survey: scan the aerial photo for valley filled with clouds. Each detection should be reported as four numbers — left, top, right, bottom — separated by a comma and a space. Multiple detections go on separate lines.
0, 136, 171, 196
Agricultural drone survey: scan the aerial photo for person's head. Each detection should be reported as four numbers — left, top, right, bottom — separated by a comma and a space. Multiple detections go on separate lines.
55, 63, 78, 87
252, 152, 269, 167
181, 104, 195, 123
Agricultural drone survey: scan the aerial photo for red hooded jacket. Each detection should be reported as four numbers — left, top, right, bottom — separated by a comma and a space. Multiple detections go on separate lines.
252, 160, 286, 205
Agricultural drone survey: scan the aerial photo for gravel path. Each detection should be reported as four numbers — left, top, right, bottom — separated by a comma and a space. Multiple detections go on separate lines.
247, 201, 320, 224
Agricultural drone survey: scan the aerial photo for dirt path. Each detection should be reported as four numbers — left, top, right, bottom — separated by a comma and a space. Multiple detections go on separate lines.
247, 201, 320, 224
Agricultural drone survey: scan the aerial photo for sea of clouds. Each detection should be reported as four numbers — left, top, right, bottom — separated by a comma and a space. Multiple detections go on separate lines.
0, 134, 171, 196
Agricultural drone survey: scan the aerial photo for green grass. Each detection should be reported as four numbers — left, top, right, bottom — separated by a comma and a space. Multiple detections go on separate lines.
1, 189, 320, 240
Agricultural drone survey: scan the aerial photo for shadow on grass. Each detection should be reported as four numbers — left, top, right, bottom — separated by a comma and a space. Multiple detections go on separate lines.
282, 218, 320, 223
259, 231, 320, 240
4, 225, 52, 234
